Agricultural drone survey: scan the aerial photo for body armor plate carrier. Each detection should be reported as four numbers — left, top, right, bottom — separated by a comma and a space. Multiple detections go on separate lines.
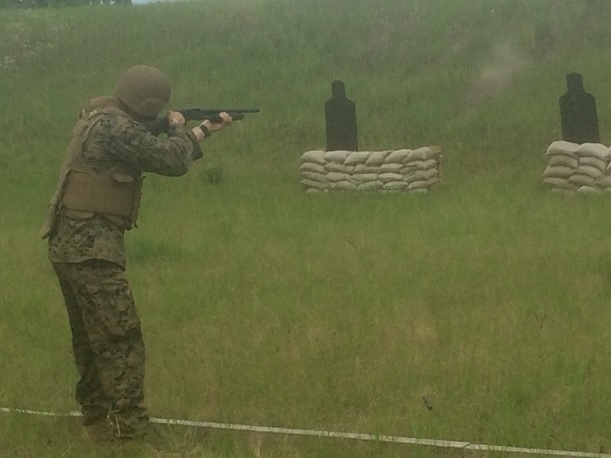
40, 100, 142, 238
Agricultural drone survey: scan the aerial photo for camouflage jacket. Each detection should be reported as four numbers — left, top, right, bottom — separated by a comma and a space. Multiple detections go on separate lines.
48, 106, 199, 268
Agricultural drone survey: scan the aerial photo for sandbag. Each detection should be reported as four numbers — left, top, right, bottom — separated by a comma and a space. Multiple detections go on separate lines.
301, 150, 326, 165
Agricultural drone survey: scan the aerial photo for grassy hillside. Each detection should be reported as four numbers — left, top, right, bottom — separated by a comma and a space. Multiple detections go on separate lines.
1, 0, 611, 457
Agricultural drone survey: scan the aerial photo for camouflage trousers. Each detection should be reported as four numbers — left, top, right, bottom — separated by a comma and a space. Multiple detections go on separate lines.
52, 260, 149, 438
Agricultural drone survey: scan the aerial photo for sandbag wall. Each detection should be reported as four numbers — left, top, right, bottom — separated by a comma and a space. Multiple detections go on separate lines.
300, 147, 442, 193
542, 141, 611, 193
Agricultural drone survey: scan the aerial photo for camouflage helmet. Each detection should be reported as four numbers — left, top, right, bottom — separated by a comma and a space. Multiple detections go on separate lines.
114, 65, 171, 117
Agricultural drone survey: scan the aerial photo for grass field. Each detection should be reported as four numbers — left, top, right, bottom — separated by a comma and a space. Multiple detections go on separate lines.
1, 0, 610, 456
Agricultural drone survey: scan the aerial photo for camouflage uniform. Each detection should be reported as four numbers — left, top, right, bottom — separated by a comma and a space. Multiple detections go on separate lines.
45, 97, 199, 439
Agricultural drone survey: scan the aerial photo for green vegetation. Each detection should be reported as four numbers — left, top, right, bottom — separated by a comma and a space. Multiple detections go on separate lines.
1, 0, 610, 456
0, 0, 131, 8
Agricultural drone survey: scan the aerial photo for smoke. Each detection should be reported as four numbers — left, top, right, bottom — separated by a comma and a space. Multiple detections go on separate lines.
464, 42, 528, 112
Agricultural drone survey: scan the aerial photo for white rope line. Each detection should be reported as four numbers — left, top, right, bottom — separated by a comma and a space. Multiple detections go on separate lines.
1, 406, 609, 458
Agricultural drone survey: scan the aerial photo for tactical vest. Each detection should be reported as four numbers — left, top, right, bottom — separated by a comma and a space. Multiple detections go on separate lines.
40, 100, 143, 238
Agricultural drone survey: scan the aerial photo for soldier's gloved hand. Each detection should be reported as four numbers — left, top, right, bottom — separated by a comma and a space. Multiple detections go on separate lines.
194, 112, 232, 141
167, 111, 186, 126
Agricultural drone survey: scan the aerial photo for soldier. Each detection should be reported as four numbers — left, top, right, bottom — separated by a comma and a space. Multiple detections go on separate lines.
40, 65, 232, 442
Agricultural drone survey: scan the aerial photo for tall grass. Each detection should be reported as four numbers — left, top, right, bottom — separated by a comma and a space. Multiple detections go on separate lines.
1, 0, 611, 456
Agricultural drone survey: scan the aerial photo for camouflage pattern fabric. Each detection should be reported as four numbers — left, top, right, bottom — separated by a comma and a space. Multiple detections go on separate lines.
49, 105, 198, 267
47, 103, 200, 439
53, 260, 148, 438
49, 213, 129, 267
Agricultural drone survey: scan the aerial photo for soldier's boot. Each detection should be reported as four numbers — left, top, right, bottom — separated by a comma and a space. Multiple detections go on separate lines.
82, 417, 114, 443
108, 424, 176, 454
80, 405, 109, 426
